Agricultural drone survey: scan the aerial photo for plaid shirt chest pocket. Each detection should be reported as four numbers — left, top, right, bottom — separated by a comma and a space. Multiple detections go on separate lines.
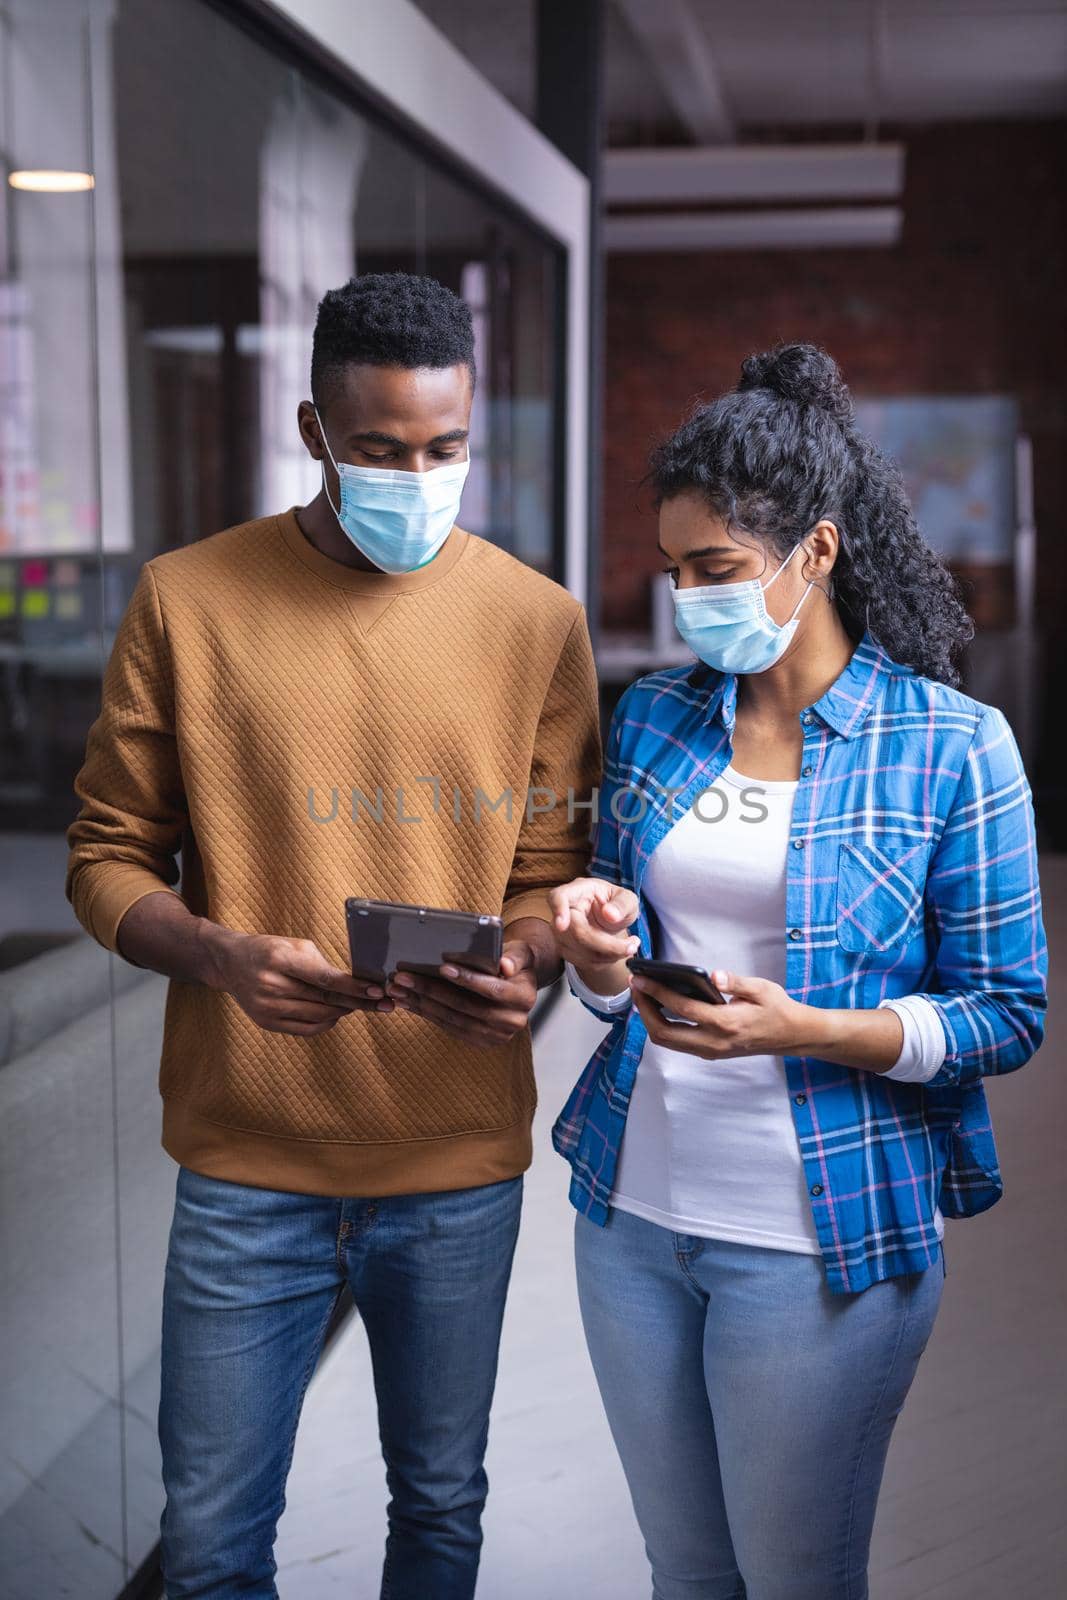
835, 835, 933, 954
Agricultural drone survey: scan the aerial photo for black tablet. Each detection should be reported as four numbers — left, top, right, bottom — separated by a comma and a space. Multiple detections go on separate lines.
345, 896, 504, 983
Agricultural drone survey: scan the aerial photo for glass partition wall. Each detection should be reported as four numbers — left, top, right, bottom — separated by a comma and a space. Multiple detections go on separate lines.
0, 2, 565, 1594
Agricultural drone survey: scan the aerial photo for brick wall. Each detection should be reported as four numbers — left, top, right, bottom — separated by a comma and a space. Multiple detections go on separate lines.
602, 120, 1067, 630
599, 119, 1067, 829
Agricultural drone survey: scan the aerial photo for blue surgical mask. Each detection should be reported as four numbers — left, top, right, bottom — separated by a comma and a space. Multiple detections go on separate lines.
671, 541, 815, 674
314, 404, 470, 574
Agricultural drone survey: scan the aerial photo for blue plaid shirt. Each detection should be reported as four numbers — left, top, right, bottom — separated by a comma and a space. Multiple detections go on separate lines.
551, 634, 1048, 1294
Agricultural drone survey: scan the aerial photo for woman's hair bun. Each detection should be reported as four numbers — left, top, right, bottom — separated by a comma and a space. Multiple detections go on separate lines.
738, 342, 854, 424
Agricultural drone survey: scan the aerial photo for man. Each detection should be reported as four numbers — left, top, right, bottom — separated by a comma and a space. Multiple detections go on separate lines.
65, 270, 601, 1599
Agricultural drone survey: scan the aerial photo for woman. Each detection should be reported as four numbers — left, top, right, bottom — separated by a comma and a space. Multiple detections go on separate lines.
549, 343, 1047, 1600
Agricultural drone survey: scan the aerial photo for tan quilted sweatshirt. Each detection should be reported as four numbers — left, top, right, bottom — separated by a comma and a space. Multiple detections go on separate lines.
65, 510, 602, 1196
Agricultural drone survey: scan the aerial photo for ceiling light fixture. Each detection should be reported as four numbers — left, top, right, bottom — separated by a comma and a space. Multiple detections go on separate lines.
604, 206, 903, 253
605, 144, 904, 206
8, 170, 95, 193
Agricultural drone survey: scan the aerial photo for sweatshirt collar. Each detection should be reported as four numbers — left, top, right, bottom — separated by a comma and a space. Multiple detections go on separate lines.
277, 506, 470, 593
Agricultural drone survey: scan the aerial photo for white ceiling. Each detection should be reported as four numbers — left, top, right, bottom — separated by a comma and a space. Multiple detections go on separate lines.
411, 0, 1067, 140
682, 0, 1067, 130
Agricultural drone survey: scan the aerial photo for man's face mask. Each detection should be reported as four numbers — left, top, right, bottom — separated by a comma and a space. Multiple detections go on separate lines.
314, 404, 470, 575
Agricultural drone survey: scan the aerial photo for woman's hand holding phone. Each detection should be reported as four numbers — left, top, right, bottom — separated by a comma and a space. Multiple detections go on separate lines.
547, 876, 640, 997
628, 967, 808, 1061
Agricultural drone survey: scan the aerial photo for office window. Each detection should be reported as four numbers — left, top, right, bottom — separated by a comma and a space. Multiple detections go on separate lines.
0, 1, 565, 1592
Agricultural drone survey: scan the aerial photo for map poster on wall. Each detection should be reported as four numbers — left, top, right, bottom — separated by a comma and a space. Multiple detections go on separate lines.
853, 396, 1019, 563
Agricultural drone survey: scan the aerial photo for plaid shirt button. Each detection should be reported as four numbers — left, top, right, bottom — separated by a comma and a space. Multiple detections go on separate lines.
811, 1184, 824, 1196
788, 927, 803, 940
794, 1093, 807, 1105
801, 764, 814, 777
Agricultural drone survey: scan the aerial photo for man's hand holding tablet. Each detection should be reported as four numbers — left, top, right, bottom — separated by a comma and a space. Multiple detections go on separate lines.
203, 927, 396, 1035
386, 938, 541, 1048
346, 897, 552, 1049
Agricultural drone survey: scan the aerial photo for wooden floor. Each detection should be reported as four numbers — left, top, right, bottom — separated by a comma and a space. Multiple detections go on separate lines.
276, 858, 1067, 1599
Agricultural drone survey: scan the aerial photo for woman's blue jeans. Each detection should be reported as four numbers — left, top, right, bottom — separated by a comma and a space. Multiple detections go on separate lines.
158, 1164, 524, 1600
574, 1204, 945, 1600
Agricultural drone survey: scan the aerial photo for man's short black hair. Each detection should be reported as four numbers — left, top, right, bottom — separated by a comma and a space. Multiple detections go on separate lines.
310, 271, 476, 408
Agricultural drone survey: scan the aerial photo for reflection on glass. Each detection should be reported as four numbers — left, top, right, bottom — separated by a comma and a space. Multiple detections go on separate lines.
1, 5, 128, 1600
421, 165, 558, 572
1, 0, 564, 1591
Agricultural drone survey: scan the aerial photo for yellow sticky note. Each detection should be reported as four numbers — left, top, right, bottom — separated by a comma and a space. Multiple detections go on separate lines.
21, 588, 50, 618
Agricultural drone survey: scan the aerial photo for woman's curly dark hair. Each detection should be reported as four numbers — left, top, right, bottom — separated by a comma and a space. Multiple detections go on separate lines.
644, 342, 975, 685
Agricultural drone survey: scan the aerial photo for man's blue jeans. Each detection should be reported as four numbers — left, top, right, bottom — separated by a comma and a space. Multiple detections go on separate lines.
575, 1204, 945, 1600
158, 1164, 524, 1599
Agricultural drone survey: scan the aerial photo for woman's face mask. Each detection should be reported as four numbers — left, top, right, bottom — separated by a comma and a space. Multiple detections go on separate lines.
314, 404, 470, 574
670, 540, 816, 674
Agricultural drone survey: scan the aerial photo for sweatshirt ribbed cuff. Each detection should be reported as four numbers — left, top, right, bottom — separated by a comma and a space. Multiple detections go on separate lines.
501, 888, 557, 931
78, 863, 183, 959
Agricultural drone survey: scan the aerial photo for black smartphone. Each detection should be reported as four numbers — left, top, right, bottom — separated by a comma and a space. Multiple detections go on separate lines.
626, 956, 726, 1023
346, 897, 503, 984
